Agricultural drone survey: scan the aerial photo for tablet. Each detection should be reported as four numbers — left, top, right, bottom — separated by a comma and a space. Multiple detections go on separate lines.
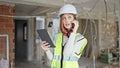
37, 29, 55, 48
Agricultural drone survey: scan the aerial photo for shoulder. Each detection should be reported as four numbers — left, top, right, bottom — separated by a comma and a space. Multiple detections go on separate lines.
75, 33, 84, 39
53, 32, 61, 41
75, 33, 87, 42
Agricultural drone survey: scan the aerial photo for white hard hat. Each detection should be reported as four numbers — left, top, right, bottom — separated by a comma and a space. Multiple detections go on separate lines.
59, 4, 77, 16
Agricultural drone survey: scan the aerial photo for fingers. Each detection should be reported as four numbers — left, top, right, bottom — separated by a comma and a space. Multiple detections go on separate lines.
46, 45, 50, 48
41, 41, 47, 44
40, 41, 50, 51
72, 20, 79, 26
41, 41, 49, 47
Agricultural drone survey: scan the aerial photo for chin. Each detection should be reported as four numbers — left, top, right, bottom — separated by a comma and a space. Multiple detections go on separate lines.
64, 26, 71, 29
66, 27, 71, 30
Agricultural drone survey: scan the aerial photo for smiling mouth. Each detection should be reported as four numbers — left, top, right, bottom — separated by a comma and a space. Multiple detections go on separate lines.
66, 24, 70, 26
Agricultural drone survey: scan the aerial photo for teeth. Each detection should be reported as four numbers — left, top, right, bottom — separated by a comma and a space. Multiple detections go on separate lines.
65, 23, 70, 26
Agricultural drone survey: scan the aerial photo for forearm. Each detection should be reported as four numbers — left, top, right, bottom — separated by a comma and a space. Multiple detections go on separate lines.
73, 38, 87, 57
63, 33, 76, 55
63, 33, 87, 57
45, 50, 53, 61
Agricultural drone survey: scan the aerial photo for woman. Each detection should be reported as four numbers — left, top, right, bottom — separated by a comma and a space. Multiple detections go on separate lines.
40, 4, 88, 68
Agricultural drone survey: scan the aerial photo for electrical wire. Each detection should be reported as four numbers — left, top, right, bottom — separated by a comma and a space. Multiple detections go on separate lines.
82, 18, 88, 35
82, 0, 99, 39
91, 19, 97, 40
103, 0, 111, 68
106, 0, 112, 13
89, 0, 100, 12
104, 0, 108, 34
88, 16, 97, 68
81, 0, 100, 35
113, 0, 117, 17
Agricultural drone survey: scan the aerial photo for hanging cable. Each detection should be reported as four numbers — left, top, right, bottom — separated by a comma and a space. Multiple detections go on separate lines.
89, 0, 100, 12
89, 14, 97, 68
84, 0, 99, 38
90, 18, 97, 40
82, 18, 88, 35
104, 0, 108, 34
103, 0, 112, 68
106, 0, 112, 13
89, 17, 96, 68
82, 0, 100, 35
113, 0, 117, 17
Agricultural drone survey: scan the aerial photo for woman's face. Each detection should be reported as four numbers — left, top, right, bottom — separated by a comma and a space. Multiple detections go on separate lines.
61, 13, 74, 29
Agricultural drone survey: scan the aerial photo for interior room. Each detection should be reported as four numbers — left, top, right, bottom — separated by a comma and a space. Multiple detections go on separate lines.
0, 0, 120, 68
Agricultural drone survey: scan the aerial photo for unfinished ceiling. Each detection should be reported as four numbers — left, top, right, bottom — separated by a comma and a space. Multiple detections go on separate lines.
0, 0, 119, 16
14, 4, 51, 16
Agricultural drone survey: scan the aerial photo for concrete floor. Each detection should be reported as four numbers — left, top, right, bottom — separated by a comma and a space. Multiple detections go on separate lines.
79, 57, 119, 68
15, 61, 49, 68
15, 57, 119, 68
79, 57, 106, 68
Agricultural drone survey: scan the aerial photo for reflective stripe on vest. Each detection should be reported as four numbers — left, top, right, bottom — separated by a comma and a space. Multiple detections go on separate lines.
53, 55, 79, 61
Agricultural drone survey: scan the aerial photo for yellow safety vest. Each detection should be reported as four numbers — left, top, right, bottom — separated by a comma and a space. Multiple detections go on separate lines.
51, 33, 87, 68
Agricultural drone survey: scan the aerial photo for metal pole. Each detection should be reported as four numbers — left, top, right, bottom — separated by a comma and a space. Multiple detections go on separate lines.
108, 48, 110, 68
90, 20, 96, 68
6, 35, 9, 68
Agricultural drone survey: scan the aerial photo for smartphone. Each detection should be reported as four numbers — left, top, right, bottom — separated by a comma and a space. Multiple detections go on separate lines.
72, 16, 77, 28
71, 23, 75, 28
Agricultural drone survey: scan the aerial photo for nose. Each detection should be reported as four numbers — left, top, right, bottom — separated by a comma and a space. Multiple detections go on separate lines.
65, 17, 70, 22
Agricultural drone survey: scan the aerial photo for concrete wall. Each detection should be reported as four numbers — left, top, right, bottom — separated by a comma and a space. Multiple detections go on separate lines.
99, 16, 117, 50
27, 18, 35, 61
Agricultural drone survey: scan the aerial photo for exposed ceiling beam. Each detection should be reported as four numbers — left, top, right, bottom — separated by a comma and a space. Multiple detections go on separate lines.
0, 0, 61, 8
30, 7, 59, 16
0, 0, 89, 8
30, 8, 51, 15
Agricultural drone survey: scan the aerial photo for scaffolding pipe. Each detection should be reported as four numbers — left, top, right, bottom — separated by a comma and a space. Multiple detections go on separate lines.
0, 34, 9, 68
108, 48, 110, 68
90, 20, 96, 68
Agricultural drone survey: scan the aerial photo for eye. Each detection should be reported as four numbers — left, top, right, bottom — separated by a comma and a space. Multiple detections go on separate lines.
68, 16, 71, 18
68, 16, 72, 19
62, 16, 66, 20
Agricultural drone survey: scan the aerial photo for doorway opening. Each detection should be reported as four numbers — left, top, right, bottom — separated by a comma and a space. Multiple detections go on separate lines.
14, 20, 28, 62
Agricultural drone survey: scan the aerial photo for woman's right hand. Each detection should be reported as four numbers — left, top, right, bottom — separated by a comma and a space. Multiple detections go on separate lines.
40, 41, 50, 52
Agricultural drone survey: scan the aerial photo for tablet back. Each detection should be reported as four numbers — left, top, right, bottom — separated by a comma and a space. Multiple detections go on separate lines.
37, 29, 55, 48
